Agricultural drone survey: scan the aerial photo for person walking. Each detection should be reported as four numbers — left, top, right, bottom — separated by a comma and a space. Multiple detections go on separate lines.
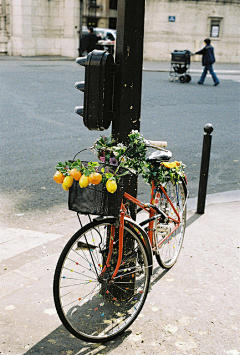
86, 27, 99, 53
194, 38, 220, 86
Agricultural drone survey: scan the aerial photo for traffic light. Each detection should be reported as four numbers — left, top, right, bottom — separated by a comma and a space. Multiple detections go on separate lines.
75, 50, 115, 131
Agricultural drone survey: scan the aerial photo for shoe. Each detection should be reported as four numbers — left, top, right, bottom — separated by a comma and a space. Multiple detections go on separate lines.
198, 82, 203, 85
214, 82, 220, 86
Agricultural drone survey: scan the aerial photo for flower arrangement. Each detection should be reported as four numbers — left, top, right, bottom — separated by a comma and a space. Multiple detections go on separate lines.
142, 160, 186, 186
92, 130, 147, 174
53, 130, 186, 193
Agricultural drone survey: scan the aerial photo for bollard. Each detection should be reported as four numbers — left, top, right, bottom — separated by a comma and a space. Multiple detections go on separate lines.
196, 123, 213, 214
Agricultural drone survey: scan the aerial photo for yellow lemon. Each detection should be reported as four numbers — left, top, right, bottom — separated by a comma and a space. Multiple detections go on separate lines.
79, 174, 89, 188
169, 162, 177, 168
162, 162, 172, 169
62, 183, 69, 191
106, 179, 117, 194
63, 175, 74, 188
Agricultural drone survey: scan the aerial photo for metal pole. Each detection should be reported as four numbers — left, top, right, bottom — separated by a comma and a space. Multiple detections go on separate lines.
109, 0, 145, 299
78, 0, 83, 57
197, 123, 214, 214
112, 0, 145, 207
112, 0, 145, 144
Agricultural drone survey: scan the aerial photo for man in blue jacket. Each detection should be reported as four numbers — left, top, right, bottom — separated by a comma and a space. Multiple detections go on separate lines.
195, 38, 220, 86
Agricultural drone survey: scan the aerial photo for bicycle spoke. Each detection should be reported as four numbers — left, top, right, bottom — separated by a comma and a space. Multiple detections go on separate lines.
54, 218, 150, 342
155, 180, 186, 268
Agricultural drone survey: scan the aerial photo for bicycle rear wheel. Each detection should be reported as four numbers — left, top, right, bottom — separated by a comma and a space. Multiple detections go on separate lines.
53, 217, 151, 343
155, 179, 187, 268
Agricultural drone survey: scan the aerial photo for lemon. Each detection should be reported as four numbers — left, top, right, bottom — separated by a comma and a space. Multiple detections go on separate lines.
63, 175, 74, 188
53, 171, 65, 184
79, 174, 89, 188
62, 183, 69, 191
89, 172, 102, 185
106, 179, 117, 194
169, 162, 177, 168
162, 162, 172, 169
70, 168, 82, 181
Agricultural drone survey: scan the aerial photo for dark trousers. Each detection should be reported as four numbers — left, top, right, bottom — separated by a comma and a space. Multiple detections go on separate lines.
198, 64, 219, 84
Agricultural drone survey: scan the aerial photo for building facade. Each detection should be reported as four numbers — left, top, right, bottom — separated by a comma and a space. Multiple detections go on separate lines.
144, 0, 240, 63
0, 0, 239, 62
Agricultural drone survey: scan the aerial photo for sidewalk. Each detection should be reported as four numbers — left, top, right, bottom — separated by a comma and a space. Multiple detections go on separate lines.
143, 60, 240, 74
1, 190, 240, 355
1, 54, 240, 74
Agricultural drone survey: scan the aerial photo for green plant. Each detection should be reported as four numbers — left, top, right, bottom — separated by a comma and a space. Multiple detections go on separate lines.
143, 161, 186, 186
93, 131, 147, 174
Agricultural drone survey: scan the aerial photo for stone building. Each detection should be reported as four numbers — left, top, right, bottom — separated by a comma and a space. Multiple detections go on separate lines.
0, 0, 239, 62
0, 0, 117, 57
144, 0, 240, 63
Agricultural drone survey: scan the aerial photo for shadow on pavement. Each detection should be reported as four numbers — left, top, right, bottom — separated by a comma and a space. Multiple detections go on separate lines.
23, 267, 168, 355
186, 212, 202, 228
23, 324, 131, 355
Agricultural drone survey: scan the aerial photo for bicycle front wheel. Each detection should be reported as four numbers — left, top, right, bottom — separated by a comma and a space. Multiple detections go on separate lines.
155, 178, 187, 268
53, 217, 151, 343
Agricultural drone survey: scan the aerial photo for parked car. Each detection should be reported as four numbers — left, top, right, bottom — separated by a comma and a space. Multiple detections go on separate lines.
94, 28, 116, 42
80, 27, 116, 55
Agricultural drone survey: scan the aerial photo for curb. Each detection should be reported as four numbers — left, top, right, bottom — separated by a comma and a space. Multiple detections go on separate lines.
187, 189, 240, 212
142, 67, 240, 75
1, 56, 239, 75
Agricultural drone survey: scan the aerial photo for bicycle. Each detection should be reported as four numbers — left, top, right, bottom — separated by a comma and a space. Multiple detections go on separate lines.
53, 137, 187, 343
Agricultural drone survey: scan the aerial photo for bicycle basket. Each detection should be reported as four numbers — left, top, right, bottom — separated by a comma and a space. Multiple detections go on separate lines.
68, 162, 131, 217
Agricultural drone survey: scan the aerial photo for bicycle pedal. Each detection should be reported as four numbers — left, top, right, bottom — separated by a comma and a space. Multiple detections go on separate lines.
156, 224, 171, 235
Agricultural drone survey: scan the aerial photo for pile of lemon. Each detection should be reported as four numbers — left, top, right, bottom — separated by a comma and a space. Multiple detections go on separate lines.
53, 169, 117, 194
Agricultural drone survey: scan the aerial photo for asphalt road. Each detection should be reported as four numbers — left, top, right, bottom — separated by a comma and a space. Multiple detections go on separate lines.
0, 58, 240, 355
0, 58, 239, 221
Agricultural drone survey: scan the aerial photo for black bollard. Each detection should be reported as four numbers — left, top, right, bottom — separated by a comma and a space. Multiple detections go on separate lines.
196, 123, 214, 214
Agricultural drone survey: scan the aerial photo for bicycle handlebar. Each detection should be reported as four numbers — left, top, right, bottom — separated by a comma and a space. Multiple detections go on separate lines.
144, 139, 168, 151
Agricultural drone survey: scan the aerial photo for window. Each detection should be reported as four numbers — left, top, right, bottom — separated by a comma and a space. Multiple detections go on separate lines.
110, 0, 118, 10
109, 17, 117, 29
210, 18, 222, 38
88, 0, 97, 8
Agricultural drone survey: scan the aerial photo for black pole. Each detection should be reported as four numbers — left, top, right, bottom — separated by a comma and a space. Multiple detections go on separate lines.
197, 123, 214, 214
112, 0, 145, 144
112, 0, 145, 207
78, 0, 83, 57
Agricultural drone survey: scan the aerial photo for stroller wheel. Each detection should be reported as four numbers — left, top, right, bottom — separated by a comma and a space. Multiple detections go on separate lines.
185, 74, 191, 83
169, 76, 174, 82
179, 75, 186, 83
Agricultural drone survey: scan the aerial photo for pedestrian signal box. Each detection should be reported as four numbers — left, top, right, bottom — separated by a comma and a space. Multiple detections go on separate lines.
74, 50, 115, 131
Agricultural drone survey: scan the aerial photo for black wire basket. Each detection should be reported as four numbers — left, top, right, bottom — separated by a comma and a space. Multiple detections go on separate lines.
68, 162, 131, 217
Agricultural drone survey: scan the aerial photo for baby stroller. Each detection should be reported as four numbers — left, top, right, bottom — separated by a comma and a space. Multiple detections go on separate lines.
169, 50, 191, 83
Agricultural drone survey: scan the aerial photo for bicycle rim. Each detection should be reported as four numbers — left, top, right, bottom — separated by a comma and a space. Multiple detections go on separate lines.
53, 217, 150, 343
155, 180, 186, 268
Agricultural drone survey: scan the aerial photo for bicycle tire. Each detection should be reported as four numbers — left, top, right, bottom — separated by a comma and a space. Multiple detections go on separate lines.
154, 178, 187, 268
53, 217, 151, 343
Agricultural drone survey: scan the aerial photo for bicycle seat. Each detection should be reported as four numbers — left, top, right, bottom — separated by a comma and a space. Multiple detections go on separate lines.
146, 150, 172, 164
